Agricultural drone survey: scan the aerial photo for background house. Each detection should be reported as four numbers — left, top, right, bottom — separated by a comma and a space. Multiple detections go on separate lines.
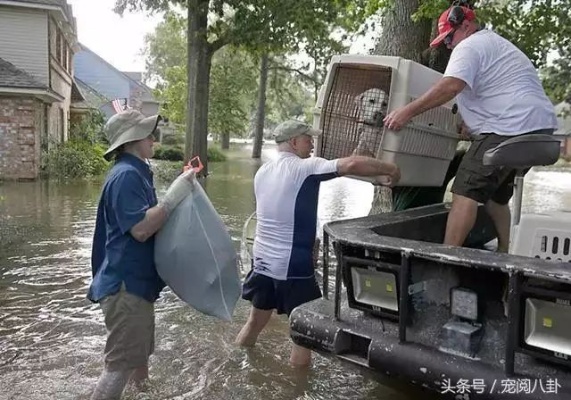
69, 77, 110, 125
0, 0, 80, 179
0, 0, 81, 179
554, 101, 571, 159
73, 44, 159, 118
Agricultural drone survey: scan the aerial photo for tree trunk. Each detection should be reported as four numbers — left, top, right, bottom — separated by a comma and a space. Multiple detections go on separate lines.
370, 0, 433, 214
252, 52, 269, 159
221, 132, 230, 149
421, 20, 452, 74
186, 0, 211, 176
373, 0, 432, 61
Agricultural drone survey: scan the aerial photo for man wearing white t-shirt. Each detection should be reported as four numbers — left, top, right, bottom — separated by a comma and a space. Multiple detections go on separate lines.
383, 5, 557, 252
235, 120, 400, 367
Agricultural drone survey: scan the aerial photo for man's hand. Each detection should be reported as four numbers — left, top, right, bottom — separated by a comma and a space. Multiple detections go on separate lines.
373, 163, 400, 187
457, 121, 472, 141
383, 107, 414, 131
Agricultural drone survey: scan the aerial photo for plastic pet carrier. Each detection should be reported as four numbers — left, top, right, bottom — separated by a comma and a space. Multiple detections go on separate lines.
313, 55, 461, 187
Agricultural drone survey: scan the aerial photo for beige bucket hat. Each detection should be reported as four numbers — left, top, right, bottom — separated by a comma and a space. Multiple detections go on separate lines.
103, 109, 161, 160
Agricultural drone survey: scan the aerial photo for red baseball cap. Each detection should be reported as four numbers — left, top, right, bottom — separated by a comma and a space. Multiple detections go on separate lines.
430, 6, 476, 48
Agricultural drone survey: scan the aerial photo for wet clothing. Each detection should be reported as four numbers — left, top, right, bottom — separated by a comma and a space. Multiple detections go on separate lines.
243, 152, 338, 313
451, 129, 554, 205
251, 152, 338, 280
100, 283, 155, 371
89, 152, 165, 303
241, 270, 321, 316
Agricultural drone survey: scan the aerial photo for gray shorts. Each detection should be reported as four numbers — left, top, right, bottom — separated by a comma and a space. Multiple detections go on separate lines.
451, 129, 554, 205
100, 285, 155, 371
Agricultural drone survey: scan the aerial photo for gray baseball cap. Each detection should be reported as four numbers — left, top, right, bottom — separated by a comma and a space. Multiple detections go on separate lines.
103, 109, 161, 160
273, 120, 321, 143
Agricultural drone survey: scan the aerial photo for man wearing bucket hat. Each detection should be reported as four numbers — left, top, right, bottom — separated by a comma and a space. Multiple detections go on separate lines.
382, 4, 557, 253
235, 120, 400, 367
89, 109, 196, 399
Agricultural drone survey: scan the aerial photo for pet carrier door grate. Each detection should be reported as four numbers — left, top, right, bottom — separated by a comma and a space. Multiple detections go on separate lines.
319, 65, 392, 159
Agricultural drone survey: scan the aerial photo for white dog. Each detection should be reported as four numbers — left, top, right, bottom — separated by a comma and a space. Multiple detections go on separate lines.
353, 88, 388, 157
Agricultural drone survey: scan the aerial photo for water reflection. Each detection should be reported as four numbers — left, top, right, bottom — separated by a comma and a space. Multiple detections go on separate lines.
1, 145, 570, 399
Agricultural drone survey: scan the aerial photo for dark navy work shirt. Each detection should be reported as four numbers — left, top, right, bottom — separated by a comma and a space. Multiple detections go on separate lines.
88, 153, 165, 303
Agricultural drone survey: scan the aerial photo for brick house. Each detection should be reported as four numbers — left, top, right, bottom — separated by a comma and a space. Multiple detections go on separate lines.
0, 0, 80, 180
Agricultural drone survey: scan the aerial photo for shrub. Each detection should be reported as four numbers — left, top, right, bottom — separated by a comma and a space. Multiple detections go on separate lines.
162, 133, 185, 146
151, 159, 182, 183
152, 144, 184, 161
207, 146, 227, 162
42, 140, 109, 179
69, 110, 107, 144
154, 145, 226, 162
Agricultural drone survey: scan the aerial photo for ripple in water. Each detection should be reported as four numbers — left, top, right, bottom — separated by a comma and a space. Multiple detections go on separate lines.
2, 152, 569, 399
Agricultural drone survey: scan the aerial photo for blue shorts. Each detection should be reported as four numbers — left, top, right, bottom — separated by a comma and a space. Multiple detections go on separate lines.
241, 270, 322, 316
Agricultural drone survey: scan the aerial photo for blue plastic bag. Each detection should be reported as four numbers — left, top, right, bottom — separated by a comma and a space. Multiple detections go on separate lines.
154, 181, 240, 321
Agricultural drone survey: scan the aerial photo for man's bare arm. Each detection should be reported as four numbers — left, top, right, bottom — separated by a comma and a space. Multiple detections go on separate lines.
337, 156, 400, 185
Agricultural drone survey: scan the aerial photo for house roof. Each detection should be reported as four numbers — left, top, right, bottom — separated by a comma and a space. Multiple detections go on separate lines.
123, 71, 143, 82
72, 78, 110, 109
0, 57, 45, 89
78, 43, 159, 104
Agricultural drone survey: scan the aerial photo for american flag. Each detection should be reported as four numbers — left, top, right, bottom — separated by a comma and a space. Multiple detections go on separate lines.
111, 98, 129, 114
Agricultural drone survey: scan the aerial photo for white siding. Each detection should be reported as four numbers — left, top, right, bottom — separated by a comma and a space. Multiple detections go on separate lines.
0, 7, 49, 85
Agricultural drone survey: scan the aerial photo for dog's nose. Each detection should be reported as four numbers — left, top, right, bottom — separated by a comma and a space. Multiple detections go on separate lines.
373, 111, 384, 122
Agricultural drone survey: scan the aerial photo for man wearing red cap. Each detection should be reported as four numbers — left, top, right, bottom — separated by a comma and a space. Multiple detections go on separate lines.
384, 5, 557, 252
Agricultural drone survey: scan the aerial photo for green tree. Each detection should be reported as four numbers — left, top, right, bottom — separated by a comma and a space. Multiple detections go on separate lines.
542, 50, 571, 104
115, 0, 379, 175
144, 14, 317, 148
145, 15, 260, 149
209, 47, 258, 149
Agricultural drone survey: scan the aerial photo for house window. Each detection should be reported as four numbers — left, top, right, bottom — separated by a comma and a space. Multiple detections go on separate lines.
60, 35, 66, 66
64, 46, 68, 71
60, 108, 65, 142
41, 104, 49, 152
56, 31, 62, 62
67, 46, 72, 72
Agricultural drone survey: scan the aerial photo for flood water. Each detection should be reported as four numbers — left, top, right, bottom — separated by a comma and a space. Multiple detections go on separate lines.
1, 144, 571, 400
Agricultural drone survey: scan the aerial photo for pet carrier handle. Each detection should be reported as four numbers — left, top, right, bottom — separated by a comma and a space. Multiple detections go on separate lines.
184, 156, 204, 173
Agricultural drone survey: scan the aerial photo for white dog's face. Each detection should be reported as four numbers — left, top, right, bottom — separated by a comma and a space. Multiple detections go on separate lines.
355, 88, 388, 126
352, 88, 389, 157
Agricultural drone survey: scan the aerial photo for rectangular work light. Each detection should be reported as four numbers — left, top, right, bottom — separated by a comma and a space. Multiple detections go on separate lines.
450, 287, 479, 321
341, 253, 401, 320
523, 297, 571, 358
351, 267, 399, 313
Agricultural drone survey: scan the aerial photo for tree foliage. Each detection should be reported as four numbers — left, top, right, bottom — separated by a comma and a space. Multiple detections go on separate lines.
209, 47, 258, 147
144, 14, 313, 145
115, 0, 382, 174
145, 15, 257, 143
542, 49, 571, 103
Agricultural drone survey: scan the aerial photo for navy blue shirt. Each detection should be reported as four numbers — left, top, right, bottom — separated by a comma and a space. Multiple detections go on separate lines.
88, 153, 165, 303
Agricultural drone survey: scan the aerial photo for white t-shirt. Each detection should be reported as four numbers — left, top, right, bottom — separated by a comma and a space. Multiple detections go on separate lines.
252, 152, 338, 280
444, 30, 557, 136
